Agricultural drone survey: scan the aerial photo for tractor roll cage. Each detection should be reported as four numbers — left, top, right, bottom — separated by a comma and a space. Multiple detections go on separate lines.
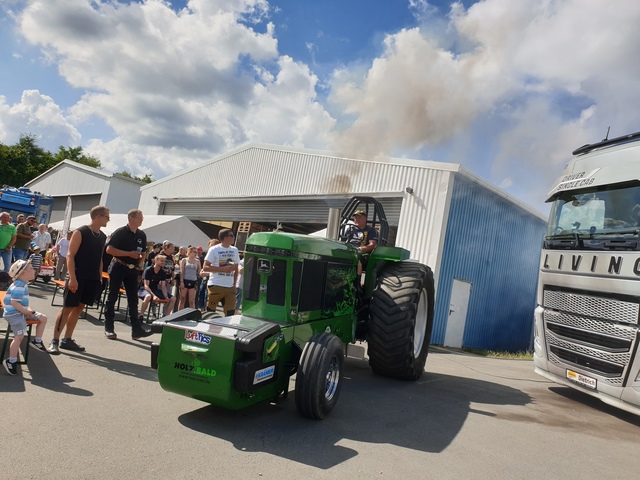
339, 196, 389, 247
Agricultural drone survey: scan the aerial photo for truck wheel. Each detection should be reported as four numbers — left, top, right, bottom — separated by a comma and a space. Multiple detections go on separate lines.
295, 333, 344, 420
41, 276, 50, 283
367, 262, 434, 380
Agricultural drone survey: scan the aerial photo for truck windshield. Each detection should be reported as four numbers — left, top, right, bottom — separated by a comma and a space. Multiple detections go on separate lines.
547, 183, 640, 238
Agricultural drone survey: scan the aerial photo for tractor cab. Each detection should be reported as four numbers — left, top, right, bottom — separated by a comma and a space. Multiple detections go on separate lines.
242, 232, 358, 343
338, 196, 389, 247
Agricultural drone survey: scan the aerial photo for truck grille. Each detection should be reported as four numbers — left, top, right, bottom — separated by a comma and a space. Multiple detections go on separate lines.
544, 289, 639, 324
543, 287, 639, 386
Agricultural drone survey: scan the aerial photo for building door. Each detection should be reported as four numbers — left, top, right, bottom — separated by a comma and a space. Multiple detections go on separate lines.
444, 279, 472, 349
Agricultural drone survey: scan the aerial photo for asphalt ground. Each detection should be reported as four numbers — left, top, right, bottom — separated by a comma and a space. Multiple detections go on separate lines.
1, 279, 640, 479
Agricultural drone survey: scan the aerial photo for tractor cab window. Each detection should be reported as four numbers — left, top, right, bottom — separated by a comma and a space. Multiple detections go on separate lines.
291, 262, 302, 307
298, 260, 355, 315
243, 256, 260, 302
298, 260, 325, 311
266, 259, 287, 306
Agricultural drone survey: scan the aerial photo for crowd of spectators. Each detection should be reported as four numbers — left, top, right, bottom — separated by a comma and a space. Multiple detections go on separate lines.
1, 208, 247, 377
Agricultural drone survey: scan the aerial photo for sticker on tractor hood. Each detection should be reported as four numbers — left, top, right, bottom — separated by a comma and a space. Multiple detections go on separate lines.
258, 258, 271, 273
185, 330, 211, 345
253, 365, 275, 385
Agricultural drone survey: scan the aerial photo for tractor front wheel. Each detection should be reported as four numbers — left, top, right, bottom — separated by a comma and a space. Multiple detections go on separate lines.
367, 262, 434, 380
295, 333, 344, 419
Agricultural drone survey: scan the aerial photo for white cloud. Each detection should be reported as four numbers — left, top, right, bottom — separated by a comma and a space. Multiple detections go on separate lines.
3, 0, 640, 212
10, 0, 334, 175
408, 0, 438, 22
0, 90, 80, 148
331, 0, 640, 208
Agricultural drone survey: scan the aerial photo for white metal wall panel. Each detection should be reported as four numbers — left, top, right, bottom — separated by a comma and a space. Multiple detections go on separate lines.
27, 161, 144, 216
28, 162, 109, 197
103, 176, 143, 214
395, 168, 453, 289
140, 145, 457, 270
50, 194, 102, 223
139, 145, 459, 213
162, 197, 403, 224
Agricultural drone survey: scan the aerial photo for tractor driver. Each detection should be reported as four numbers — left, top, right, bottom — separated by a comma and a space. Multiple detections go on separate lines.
344, 209, 378, 275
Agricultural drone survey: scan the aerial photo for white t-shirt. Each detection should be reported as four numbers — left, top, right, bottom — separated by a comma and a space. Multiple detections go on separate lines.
205, 244, 240, 288
57, 237, 71, 258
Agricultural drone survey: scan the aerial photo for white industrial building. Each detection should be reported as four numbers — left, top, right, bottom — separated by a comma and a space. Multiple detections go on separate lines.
26, 160, 144, 223
139, 144, 547, 351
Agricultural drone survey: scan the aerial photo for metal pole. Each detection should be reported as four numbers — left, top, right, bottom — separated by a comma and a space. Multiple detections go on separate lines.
326, 208, 340, 240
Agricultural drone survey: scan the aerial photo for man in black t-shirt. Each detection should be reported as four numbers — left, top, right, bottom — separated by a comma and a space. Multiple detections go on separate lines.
139, 255, 176, 318
146, 243, 162, 268
104, 209, 152, 340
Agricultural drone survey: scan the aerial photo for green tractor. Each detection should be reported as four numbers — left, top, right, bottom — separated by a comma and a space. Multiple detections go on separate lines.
150, 197, 435, 419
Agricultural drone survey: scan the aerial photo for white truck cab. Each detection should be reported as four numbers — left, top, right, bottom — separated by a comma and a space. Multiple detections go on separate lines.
534, 131, 640, 416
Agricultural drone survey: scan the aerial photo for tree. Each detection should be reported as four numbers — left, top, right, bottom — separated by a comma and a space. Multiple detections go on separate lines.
116, 171, 154, 184
54, 145, 101, 168
0, 134, 56, 187
0, 136, 106, 186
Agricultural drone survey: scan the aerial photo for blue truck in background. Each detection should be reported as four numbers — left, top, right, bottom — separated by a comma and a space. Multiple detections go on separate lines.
0, 186, 54, 224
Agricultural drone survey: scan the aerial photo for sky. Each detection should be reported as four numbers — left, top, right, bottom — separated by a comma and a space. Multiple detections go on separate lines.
2, 0, 640, 215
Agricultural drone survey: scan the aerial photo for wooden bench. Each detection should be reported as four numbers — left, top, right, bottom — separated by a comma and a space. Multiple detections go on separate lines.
50, 279, 67, 306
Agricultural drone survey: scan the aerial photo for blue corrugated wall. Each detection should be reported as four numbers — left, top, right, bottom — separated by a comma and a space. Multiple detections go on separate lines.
431, 174, 547, 351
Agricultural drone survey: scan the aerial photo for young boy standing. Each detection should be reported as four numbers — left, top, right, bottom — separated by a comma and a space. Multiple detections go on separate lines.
2, 259, 49, 375
29, 245, 43, 278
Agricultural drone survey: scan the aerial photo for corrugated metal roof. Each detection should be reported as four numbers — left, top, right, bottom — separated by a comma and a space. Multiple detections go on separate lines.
27, 162, 109, 196
140, 143, 545, 218
27, 161, 143, 216
139, 144, 457, 270
26, 159, 145, 189
140, 144, 459, 206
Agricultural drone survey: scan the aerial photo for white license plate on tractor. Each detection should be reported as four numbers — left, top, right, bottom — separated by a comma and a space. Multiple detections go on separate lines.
566, 369, 597, 390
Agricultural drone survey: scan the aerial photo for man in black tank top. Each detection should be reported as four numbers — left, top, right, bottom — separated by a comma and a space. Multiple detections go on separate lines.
48, 206, 110, 354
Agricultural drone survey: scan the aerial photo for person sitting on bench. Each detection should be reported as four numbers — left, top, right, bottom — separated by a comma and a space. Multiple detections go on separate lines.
139, 254, 176, 319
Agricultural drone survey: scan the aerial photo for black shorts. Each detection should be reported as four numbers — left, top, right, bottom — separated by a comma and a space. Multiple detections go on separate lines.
141, 289, 172, 300
63, 279, 102, 307
183, 279, 197, 289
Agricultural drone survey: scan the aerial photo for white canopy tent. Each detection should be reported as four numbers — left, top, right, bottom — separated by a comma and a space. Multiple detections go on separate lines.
49, 214, 211, 248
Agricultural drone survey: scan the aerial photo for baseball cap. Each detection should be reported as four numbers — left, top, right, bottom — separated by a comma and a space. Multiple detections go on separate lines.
197, 246, 203, 251
353, 209, 366, 217
9, 259, 31, 280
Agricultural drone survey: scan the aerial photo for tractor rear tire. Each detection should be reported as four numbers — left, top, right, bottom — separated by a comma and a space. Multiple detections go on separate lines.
367, 262, 434, 380
295, 333, 344, 419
